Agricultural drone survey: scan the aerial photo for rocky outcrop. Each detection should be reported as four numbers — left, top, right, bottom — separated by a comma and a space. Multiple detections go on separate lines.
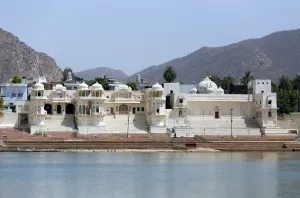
0, 28, 62, 83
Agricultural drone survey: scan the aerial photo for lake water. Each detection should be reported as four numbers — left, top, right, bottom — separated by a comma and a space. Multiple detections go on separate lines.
0, 152, 300, 198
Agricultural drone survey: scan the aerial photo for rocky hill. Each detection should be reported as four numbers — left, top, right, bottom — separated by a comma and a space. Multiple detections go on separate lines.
75, 67, 128, 81
128, 29, 300, 84
0, 28, 62, 83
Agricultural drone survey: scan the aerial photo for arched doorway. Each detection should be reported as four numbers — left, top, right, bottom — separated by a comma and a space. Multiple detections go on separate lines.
268, 110, 272, 117
66, 103, 75, 114
110, 107, 114, 114
214, 106, 220, 119
57, 104, 62, 114
179, 109, 183, 117
19, 113, 28, 125
215, 111, 220, 119
44, 104, 52, 114
119, 104, 128, 114
166, 95, 172, 109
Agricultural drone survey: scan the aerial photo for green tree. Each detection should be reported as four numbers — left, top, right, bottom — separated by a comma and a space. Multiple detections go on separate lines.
220, 75, 235, 93
163, 66, 177, 83
126, 82, 137, 90
240, 71, 254, 85
95, 77, 109, 90
0, 97, 4, 118
86, 80, 96, 86
277, 90, 292, 115
271, 82, 278, 93
292, 74, 300, 111
289, 90, 298, 112
278, 75, 292, 91
62, 67, 80, 82
209, 75, 221, 87
11, 74, 22, 84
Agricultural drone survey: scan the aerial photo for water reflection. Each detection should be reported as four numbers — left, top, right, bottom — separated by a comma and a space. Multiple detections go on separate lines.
0, 152, 300, 198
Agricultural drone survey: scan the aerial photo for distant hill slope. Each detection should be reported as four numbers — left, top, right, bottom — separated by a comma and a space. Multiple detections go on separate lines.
128, 29, 300, 84
0, 28, 62, 83
75, 67, 128, 81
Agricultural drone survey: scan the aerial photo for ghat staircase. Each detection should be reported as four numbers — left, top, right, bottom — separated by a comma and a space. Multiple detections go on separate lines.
45, 115, 75, 132
104, 114, 148, 133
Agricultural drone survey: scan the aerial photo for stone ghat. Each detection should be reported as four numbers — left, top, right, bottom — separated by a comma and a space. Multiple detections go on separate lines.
2, 139, 300, 152
1, 129, 300, 152
199, 135, 297, 141
0, 131, 174, 142
2, 140, 180, 150
197, 142, 300, 151
0, 129, 296, 142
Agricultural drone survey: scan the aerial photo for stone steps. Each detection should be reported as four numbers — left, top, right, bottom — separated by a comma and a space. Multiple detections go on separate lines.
104, 115, 148, 133
45, 115, 75, 132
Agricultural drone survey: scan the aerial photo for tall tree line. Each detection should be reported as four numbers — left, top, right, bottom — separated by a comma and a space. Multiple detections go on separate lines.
275, 75, 300, 115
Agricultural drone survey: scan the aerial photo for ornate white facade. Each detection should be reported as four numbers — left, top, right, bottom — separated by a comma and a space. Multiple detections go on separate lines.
27, 76, 290, 136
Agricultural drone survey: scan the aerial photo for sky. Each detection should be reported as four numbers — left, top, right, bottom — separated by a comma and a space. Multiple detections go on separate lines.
1, 0, 300, 75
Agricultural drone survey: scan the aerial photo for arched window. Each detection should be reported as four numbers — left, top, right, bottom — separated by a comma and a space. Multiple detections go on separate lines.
268, 111, 272, 117
79, 105, 82, 114
179, 109, 183, 117
83, 105, 85, 114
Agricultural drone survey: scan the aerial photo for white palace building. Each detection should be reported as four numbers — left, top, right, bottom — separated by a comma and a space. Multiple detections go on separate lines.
1, 73, 295, 137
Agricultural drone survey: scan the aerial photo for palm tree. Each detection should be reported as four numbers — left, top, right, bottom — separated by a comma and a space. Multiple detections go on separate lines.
163, 66, 177, 83
240, 71, 254, 85
278, 75, 292, 91
292, 74, 300, 111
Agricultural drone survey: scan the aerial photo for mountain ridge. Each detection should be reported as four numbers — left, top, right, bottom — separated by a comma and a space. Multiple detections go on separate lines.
127, 29, 300, 84
0, 28, 62, 83
75, 66, 128, 81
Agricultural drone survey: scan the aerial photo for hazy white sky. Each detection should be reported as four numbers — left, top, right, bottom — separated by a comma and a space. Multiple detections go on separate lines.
1, 0, 300, 75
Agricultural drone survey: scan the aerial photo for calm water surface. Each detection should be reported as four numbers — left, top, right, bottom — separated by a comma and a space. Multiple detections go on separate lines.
1, 152, 300, 198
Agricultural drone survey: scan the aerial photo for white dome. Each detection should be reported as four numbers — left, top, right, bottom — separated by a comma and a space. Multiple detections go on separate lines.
207, 87, 215, 94
92, 82, 103, 90
197, 76, 218, 94
33, 83, 44, 90
151, 82, 163, 91
217, 87, 224, 94
78, 82, 88, 90
55, 84, 65, 90
115, 84, 131, 91
190, 87, 197, 94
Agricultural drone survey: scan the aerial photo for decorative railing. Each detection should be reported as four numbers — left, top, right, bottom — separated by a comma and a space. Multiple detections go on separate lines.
76, 96, 106, 100
31, 96, 48, 100
187, 94, 252, 101
147, 96, 165, 101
